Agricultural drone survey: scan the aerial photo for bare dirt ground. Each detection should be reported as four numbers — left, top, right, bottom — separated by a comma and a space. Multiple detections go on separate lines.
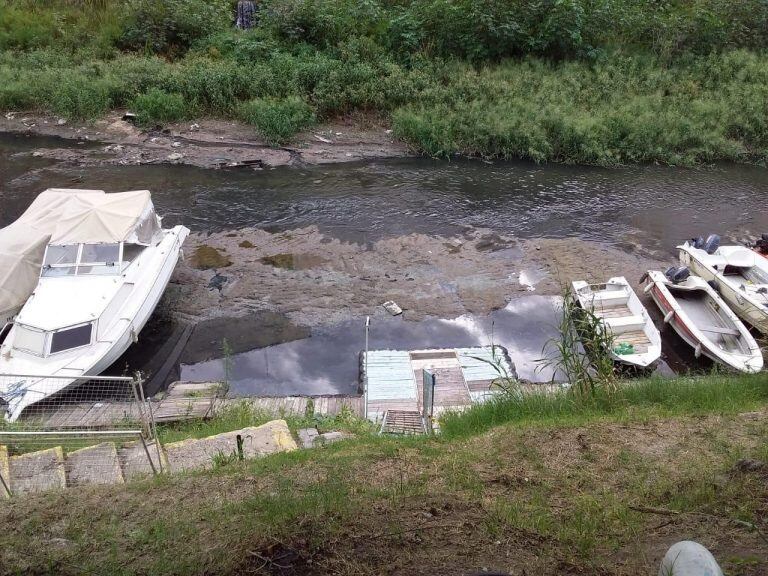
1, 410, 765, 575
0, 112, 409, 169
171, 226, 666, 326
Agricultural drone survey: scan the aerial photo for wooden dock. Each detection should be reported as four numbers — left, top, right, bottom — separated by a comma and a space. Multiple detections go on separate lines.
18, 381, 363, 429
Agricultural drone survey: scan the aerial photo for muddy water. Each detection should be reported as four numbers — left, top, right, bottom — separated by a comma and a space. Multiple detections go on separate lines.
1, 133, 765, 394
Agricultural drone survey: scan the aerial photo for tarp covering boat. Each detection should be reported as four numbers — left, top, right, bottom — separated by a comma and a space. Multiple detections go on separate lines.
0, 188, 162, 320
18, 188, 161, 245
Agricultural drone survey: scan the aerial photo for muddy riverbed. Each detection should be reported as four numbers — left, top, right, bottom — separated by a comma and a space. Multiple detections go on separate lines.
2, 131, 768, 395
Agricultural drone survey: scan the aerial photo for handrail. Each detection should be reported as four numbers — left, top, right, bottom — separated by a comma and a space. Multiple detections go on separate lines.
0, 373, 133, 382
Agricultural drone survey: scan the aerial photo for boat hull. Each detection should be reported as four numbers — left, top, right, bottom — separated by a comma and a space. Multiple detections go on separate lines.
0, 226, 189, 421
679, 246, 768, 334
645, 271, 763, 373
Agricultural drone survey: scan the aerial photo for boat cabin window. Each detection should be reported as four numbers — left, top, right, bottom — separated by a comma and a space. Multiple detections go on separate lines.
13, 325, 47, 356
49, 323, 92, 354
121, 244, 145, 268
42, 243, 122, 277
42, 245, 78, 276
78, 243, 120, 275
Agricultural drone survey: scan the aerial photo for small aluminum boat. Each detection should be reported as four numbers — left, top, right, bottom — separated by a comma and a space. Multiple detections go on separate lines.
643, 268, 763, 373
679, 235, 768, 333
571, 276, 661, 368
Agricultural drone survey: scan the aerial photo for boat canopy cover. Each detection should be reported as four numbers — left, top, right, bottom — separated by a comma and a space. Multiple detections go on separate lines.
20, 188, 161, 246
0, 188, 162, 317
0, 226, 51, 318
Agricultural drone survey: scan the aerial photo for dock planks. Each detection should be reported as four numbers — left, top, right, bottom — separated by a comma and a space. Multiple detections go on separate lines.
18, 380, 363, 429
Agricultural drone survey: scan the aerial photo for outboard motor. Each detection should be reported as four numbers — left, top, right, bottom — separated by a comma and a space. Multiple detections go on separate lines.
665, 266, 691, 284
702, 233, 720, 255
691, 236, 705, 249
755, 234, 768, 254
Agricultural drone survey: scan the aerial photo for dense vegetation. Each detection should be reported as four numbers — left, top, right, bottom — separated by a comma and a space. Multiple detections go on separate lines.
2, 0, 768, 163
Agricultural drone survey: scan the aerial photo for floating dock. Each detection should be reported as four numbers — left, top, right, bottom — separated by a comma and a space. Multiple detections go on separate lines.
363, 346, 514, 431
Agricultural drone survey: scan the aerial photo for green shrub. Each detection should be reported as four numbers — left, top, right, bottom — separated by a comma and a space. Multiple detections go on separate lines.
238, 96, 315, 144
0, 7, 57, 50
131, 88, 188, 125
118, 0, 231, 57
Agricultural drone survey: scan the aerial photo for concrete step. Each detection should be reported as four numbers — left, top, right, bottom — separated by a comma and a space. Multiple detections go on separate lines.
164, 419, 297, 473
9, 447, 67, 495
118, 440, 166, 481
65, 442, 124, 487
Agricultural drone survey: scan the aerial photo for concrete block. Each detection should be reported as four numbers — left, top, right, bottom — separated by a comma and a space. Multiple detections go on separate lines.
10, 447, 66, 495
66, 442, 124, 486
297, 427, 319, 449
119, 440, 165, 480
164, 419, 297, 473
313, 431, 353, 446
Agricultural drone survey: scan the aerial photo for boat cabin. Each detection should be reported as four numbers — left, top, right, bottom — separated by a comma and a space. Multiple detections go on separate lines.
41, 242, 144, 277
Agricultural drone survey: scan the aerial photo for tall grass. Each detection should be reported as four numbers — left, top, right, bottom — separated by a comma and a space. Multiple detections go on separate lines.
3, 1, 768, 161
440, 372, 768, 439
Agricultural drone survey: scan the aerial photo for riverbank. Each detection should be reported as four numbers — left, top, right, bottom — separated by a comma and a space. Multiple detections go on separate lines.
0, 112, 408, 169
1, 374, 766, 575
4, 0, 768, 166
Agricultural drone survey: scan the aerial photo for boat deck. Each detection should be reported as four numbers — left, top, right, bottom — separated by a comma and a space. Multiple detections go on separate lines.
590, 303, 651, 353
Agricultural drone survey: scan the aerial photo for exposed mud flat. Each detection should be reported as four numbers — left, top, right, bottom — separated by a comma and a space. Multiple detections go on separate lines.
169, 226, 666, 328
0, 113, 409, 170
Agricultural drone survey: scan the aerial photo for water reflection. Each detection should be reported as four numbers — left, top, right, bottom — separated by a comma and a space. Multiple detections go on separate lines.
180, 296, 563, 396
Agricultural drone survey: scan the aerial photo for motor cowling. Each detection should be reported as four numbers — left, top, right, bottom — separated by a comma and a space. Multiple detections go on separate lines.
665, 266, 691, 284
702, 234, 720, 254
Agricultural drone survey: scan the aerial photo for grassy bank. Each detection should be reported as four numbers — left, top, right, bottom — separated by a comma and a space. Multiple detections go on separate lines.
1, 374, 767, 575
2, 0, 768, 164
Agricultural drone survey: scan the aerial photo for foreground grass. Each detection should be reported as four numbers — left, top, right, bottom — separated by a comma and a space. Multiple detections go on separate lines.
441, 372, 768, 438
1, 374, 767, 575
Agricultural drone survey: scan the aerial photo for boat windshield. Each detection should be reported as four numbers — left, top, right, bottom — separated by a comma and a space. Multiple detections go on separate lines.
42, 243, 121, 277
13, 324, 46, 356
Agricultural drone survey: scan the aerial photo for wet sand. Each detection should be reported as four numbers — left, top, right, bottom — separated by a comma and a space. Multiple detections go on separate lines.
170, 226, 666, 327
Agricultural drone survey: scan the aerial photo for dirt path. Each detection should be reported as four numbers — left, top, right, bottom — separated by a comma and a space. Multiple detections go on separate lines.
0, 112, 409, 169
170, 226, 665, 327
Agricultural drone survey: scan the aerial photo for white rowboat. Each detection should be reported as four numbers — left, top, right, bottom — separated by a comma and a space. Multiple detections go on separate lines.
679, 241, 768, 334
643, 269, 763, 373
571, 276, 661, 368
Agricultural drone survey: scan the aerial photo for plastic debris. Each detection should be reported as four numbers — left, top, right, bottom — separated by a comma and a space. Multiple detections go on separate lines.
613, 342, 635, 355
382, 301, 403, 316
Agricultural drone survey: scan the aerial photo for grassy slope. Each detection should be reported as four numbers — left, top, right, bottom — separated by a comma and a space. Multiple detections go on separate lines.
2, 1, 768, 164
1, 374, 767, 575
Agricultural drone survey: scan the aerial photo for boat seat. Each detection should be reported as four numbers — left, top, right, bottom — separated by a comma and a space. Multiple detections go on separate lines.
603, 315, 645, 333
700, 325, 739, 337
589, 290, 629, 305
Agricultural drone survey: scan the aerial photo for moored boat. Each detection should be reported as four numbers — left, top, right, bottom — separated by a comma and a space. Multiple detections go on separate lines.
571, 276, 661, 368
0, 189, 189, 421
642, 267, 763, 373
678, 235, 768, 333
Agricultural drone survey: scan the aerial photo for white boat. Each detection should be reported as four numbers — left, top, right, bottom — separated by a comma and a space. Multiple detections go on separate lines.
0, 189, 189, 421
571, 277, 661, 368
643, 268, 763, 373
679, 237, 768, 333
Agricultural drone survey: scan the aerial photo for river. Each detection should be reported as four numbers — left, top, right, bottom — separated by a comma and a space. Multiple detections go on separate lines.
1, 132, 767, 395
